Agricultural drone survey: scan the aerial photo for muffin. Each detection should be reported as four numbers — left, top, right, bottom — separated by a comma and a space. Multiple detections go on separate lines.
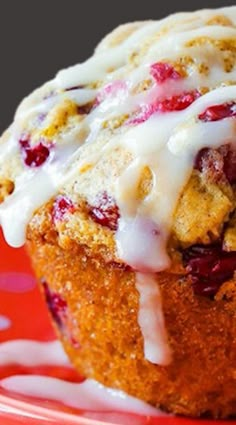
0, 6, 236, 418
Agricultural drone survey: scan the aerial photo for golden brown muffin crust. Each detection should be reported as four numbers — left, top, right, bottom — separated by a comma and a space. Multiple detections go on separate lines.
26, 230, 236, 418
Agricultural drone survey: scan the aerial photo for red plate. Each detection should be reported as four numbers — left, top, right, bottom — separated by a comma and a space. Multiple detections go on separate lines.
0, 231, 233, 425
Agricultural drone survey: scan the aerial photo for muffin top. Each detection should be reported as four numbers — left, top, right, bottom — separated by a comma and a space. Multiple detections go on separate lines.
0, 6, 236, 274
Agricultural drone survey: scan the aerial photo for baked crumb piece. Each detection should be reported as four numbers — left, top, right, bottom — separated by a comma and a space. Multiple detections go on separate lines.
173, 172, 233, 246
0, 178, 14, 203
224, 211, 236, 251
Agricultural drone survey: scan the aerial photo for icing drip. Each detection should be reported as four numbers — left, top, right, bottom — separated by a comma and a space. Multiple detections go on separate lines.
135, 273, 171, 365
0, 339, 166, 416
116, 217, 170, 272
0, 140, 80, 247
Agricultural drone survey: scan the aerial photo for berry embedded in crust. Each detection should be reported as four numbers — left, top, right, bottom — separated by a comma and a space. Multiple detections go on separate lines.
42, 280, 67, 330
183, 244, 236, 297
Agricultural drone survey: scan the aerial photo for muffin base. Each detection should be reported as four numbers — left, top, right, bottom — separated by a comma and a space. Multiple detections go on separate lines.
27, 236, 236, 418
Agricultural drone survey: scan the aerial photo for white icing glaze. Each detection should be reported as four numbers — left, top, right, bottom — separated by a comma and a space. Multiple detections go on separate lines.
115, 89, 236, 271
0, 340, 70, 367
135, 273, 171, 365
0, 139, 81, 247
0, 7, 236, 366
116, 217, 170, 272
0, 339, 166, 416
0, 375, 166, 416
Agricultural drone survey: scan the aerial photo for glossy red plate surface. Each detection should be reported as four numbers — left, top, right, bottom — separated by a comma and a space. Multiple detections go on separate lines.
0, 231, 233, 425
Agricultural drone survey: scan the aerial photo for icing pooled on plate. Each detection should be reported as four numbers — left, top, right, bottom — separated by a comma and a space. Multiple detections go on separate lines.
0, 339, 166, 416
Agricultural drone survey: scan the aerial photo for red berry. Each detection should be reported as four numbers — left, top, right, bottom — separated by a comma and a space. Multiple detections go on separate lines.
52, 195, 75, 222
42, 281, 67, 329
89, 192, 120, 231
42, 281, 80, 347
183, 244, 236, 297
150, 62, 181, 84
195, 148, 225, 183
199, 103, 236, 122
195, 146, 236, 184
70, 337, 80, 349
130, 103, 156, 124
130, 90, 200, 124
96, 80, 127, 105
223, 149, 236, 184
19, 138, 50, 167
77, 102, 95, 115
158, 90, 200, 112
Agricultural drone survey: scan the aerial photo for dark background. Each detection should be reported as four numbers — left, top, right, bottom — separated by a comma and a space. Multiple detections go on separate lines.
0, 0, 234, 133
